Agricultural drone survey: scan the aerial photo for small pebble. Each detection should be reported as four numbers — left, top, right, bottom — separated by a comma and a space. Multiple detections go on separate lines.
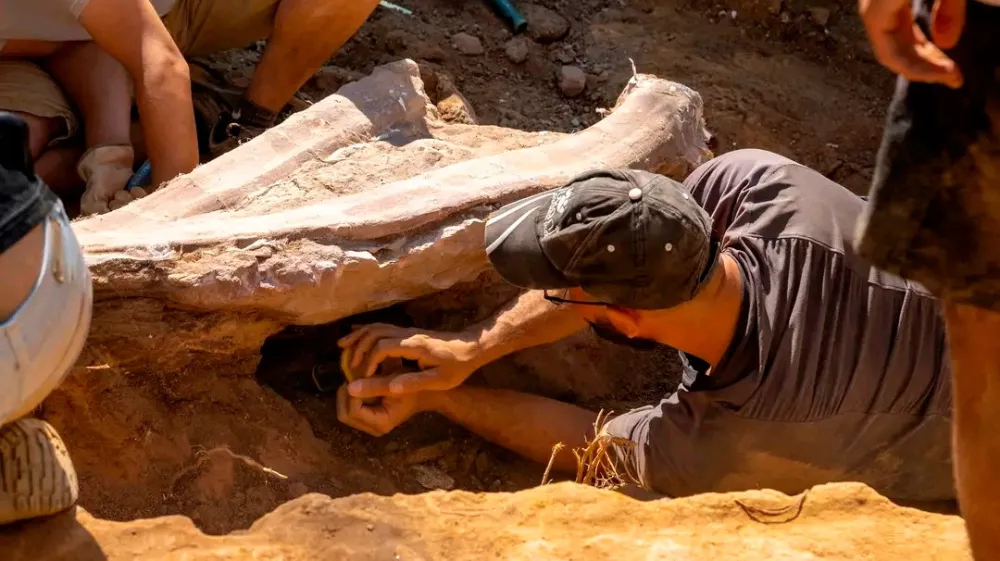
523, 4, 570, 43
504, 37, 530, 64
558, 65, 587, 97
452, 33, 484, 56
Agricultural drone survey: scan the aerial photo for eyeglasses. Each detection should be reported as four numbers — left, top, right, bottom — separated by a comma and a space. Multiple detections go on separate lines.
542, 289, 614, 307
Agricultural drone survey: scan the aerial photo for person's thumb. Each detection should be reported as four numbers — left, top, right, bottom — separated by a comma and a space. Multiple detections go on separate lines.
931, 0, 966, 49
388, 368, 449, 395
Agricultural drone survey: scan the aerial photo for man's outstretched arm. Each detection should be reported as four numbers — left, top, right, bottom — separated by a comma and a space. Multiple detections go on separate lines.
341, 290, 589, 397
78, 0, 199, 187
337, 384, 598, 474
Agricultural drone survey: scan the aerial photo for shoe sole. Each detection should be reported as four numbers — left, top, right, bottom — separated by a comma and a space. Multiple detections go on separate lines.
0, 419, 78, 525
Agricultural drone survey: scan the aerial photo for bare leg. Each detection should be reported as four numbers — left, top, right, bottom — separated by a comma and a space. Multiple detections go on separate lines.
944, 301, 1000, 559
44, 42, 132, 148
36, 144, 85, 215
245, 0, 379, 112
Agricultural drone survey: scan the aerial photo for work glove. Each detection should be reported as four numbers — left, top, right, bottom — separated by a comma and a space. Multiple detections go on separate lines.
77, 144, 147, 216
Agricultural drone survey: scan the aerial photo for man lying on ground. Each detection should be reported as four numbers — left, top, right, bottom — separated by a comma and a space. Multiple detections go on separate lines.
336, 149, 954, 501
0, 0, 379, 214
859, 0, 1000, 555
0, 112, 90, 523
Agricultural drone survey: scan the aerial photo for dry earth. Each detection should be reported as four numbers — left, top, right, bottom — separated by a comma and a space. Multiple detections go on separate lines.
0, 483, 972, 560
4, 0, 973, 559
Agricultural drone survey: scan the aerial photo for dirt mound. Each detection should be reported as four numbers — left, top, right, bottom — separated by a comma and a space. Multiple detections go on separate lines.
1, 482, 969, 560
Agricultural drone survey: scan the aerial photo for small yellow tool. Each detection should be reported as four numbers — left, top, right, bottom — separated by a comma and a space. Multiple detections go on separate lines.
340, 347, 362, 383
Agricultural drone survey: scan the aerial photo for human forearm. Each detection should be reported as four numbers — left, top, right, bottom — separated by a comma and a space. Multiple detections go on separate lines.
468, 290, 587, 367
77, 0, 200, 187
135, 54, 198, 186
424, 386, 596, 473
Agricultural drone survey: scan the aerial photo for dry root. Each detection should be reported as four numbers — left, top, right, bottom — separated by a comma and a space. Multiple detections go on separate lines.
542, 410, 641, 491
169, 445, 288, 494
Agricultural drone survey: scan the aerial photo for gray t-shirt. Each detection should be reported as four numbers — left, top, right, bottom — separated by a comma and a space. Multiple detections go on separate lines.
605, 149, 953, 502
0, 0, 176, 45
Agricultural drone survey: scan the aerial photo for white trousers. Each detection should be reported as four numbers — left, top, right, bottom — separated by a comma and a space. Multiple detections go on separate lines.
0, 202, 92, 424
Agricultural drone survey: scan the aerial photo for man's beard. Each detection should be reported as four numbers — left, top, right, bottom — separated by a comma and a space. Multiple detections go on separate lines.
587, 320, 661, 350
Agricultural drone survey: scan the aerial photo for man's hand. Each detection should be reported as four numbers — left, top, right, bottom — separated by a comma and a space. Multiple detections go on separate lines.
858, 0, 965, 88
335, 385, 430, 437
338, 324, 483, 398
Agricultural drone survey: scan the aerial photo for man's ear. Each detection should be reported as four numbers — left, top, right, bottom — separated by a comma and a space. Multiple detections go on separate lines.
605, 307, 643, 338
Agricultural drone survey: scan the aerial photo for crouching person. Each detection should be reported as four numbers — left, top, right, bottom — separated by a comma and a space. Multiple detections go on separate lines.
0, 112, 90, 523
335, 149, 955, 502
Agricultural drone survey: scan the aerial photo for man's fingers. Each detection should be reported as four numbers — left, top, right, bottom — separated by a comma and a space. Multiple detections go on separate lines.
338, 323, 401, 350
336, 384, 386, 436
349, 325, 407, 369
337, 323, 385, 349
347, 376, 394, 398
387, 368, 449, 395
931, 0, 966, 49
873, 25, 962, 87
362, 338, 430, 379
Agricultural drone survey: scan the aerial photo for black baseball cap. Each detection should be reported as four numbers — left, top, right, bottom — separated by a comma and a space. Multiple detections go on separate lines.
485, 169, 716, 309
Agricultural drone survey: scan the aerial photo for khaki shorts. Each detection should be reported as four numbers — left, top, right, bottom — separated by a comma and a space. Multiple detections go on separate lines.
855, 0, 1000, 310
0, 0, 280, 143
0, 201, 92, 425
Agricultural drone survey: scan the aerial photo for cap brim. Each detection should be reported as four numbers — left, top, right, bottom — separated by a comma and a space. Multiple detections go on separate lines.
485, 191, 574, 290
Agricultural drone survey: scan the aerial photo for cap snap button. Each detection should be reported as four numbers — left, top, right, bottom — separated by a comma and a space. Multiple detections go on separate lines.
575, 212, 583, 221
665, 243, 673, 252
628, 188, 642, 201
607, 244, 616, 253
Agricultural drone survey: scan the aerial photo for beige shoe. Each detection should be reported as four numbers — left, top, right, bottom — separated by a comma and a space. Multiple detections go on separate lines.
0, 419, 78, 525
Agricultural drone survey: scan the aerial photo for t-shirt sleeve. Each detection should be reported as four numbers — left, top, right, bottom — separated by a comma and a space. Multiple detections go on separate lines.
683, 149, 799, 241
601, 404, 658, 489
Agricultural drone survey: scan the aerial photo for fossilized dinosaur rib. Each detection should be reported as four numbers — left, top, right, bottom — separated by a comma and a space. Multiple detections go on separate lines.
75, 63, 709, 324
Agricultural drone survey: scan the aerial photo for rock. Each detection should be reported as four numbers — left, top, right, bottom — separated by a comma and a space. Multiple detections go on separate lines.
402, 441, 453, 465
504, 37, 530, 64
474, 451, 493, 479
437, 94, 477, 124
452, 32, 484, 56
555, 50, 575, 64
571, 117, 582, 128
558, 65, 587, 97
412, 465, 455, 490
310, 65, 365, 92
1, 483, 969, 560
809, 6, 831, 26
433, 73, 479, 125
524, 4, 570, 43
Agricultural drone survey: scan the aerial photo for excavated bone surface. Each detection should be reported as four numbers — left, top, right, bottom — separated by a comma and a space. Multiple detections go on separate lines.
75, 59, 710, 327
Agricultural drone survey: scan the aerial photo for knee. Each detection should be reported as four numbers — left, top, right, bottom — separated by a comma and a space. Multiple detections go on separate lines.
14, 111, 62, 159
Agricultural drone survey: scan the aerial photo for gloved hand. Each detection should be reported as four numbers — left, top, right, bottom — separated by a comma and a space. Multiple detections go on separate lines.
77, 144, 148, 215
